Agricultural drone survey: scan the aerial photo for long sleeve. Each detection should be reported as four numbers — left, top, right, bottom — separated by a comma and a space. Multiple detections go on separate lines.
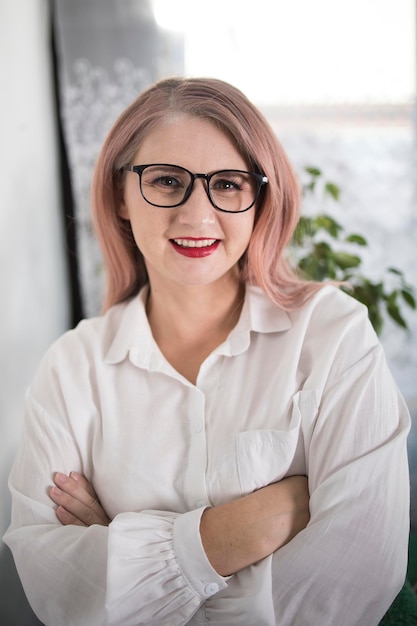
267, 342, 410, 624
4, 390, 227, 626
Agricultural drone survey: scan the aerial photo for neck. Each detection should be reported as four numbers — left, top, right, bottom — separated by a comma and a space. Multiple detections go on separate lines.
146, 277, 245, 344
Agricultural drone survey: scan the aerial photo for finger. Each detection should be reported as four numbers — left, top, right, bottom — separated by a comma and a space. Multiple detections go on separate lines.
50, 474, 109, 526
55, 505, 86, 527
49, 483, 108, 526
69, 471, 97, 499
49, 486, 86, 525
54, 472, 100, 511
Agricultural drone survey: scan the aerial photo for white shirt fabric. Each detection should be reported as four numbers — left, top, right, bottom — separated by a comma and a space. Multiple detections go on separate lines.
3, 284, 410, 626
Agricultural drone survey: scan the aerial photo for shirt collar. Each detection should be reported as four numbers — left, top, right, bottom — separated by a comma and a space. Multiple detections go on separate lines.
104, 286, 153, 366
215, 285, 292, 357
104, 284, 292, 366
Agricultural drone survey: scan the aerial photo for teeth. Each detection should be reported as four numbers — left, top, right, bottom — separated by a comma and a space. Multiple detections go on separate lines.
173, 239, 217, 248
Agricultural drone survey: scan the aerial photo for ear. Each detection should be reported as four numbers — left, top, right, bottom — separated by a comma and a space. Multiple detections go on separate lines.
118, 197, 130, 220
114, 169, 131, 220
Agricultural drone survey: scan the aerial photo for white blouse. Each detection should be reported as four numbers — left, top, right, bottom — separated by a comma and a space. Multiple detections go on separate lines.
3, 285, 410, 626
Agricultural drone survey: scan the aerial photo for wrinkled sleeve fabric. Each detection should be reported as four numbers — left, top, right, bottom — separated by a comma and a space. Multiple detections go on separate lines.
269, 312, 410, 624
4, 388, 227, 626
105, 508, 227, 625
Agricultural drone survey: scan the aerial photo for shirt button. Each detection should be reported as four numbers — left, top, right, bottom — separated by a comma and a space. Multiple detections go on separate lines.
204, 582, 219, 595
195, 500, 206, 508
194, 420, 203, 433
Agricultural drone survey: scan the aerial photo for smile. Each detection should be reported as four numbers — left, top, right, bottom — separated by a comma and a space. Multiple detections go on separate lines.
170, 238, 220, 258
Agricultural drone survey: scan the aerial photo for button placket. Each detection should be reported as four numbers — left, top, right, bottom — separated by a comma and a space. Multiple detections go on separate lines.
183, 387, 210, 510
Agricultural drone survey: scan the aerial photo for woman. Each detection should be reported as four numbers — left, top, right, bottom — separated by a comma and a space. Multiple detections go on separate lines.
4, 77, 410, 625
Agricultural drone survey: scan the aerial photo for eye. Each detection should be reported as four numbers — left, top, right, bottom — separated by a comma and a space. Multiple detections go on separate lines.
142, 166, 189, 193
153, 175, 182, 188
211, 171, 251, 193
214, 178, 241, 191
146, 172, 184, 189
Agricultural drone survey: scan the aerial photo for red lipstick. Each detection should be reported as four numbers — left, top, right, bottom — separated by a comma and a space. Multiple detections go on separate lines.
170, 238, 220, 258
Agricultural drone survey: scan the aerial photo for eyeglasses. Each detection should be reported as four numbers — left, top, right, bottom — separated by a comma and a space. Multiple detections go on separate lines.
121, 163, 268, 213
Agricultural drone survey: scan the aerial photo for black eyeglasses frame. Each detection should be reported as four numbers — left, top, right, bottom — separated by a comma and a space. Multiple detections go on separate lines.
120, 163, 268, 213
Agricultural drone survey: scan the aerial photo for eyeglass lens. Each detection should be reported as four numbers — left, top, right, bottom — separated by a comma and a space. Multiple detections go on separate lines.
139, 165, 259, 212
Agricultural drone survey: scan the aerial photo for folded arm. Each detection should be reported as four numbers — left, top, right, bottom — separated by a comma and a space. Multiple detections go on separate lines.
5, 390, 309, 626
50, 470, 310, 575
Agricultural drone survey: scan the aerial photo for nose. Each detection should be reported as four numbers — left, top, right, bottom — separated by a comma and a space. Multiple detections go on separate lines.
177, 179, 216, 229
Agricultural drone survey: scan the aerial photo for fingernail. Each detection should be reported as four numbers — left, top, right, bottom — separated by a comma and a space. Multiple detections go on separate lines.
70, 471, 80, 481
51, 486, 63, 496
55, 472, 68, 484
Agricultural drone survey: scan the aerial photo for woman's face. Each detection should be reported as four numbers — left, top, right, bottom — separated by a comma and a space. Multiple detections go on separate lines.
119, 114, 255, 293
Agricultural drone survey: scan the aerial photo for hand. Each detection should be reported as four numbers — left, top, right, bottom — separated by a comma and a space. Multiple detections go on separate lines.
200, 475, 310, 576
49, 472, 110, 527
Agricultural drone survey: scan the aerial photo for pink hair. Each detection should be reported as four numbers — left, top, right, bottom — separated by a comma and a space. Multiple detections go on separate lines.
91, 77, 324, 312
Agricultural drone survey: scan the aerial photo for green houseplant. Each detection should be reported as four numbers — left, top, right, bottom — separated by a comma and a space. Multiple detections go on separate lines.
292, 167, 416, 335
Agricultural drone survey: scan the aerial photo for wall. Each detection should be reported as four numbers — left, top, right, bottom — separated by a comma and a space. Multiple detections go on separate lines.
0, 0, 69, 622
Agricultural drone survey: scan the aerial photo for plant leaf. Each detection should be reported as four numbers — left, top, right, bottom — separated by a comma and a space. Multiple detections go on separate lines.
368, 307, 384, 335
387, 301, 408, 328
387, 267, 403, 277
303, 181, 316, 195
401, 289, 417, 309
345, 233, 368, 246
324, 182, 340, 201
332, 252, 362, 270
314, 214, 343, 238
305, 166, 321, 177
292, 216, 317, 245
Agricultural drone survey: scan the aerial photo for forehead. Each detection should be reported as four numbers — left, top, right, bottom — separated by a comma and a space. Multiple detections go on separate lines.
134, 114, 249, 170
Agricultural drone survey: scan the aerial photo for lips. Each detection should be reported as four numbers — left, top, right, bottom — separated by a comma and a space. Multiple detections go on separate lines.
170, 238, 220, 258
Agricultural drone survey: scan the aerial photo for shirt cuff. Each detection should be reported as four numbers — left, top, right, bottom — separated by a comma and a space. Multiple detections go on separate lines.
173, 507, 230, 600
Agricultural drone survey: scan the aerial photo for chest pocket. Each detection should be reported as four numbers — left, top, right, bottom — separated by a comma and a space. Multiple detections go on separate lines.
236, 391, 311, 494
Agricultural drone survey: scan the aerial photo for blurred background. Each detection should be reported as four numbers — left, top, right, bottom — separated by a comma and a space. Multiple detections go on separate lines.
1, 0, 416, 622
